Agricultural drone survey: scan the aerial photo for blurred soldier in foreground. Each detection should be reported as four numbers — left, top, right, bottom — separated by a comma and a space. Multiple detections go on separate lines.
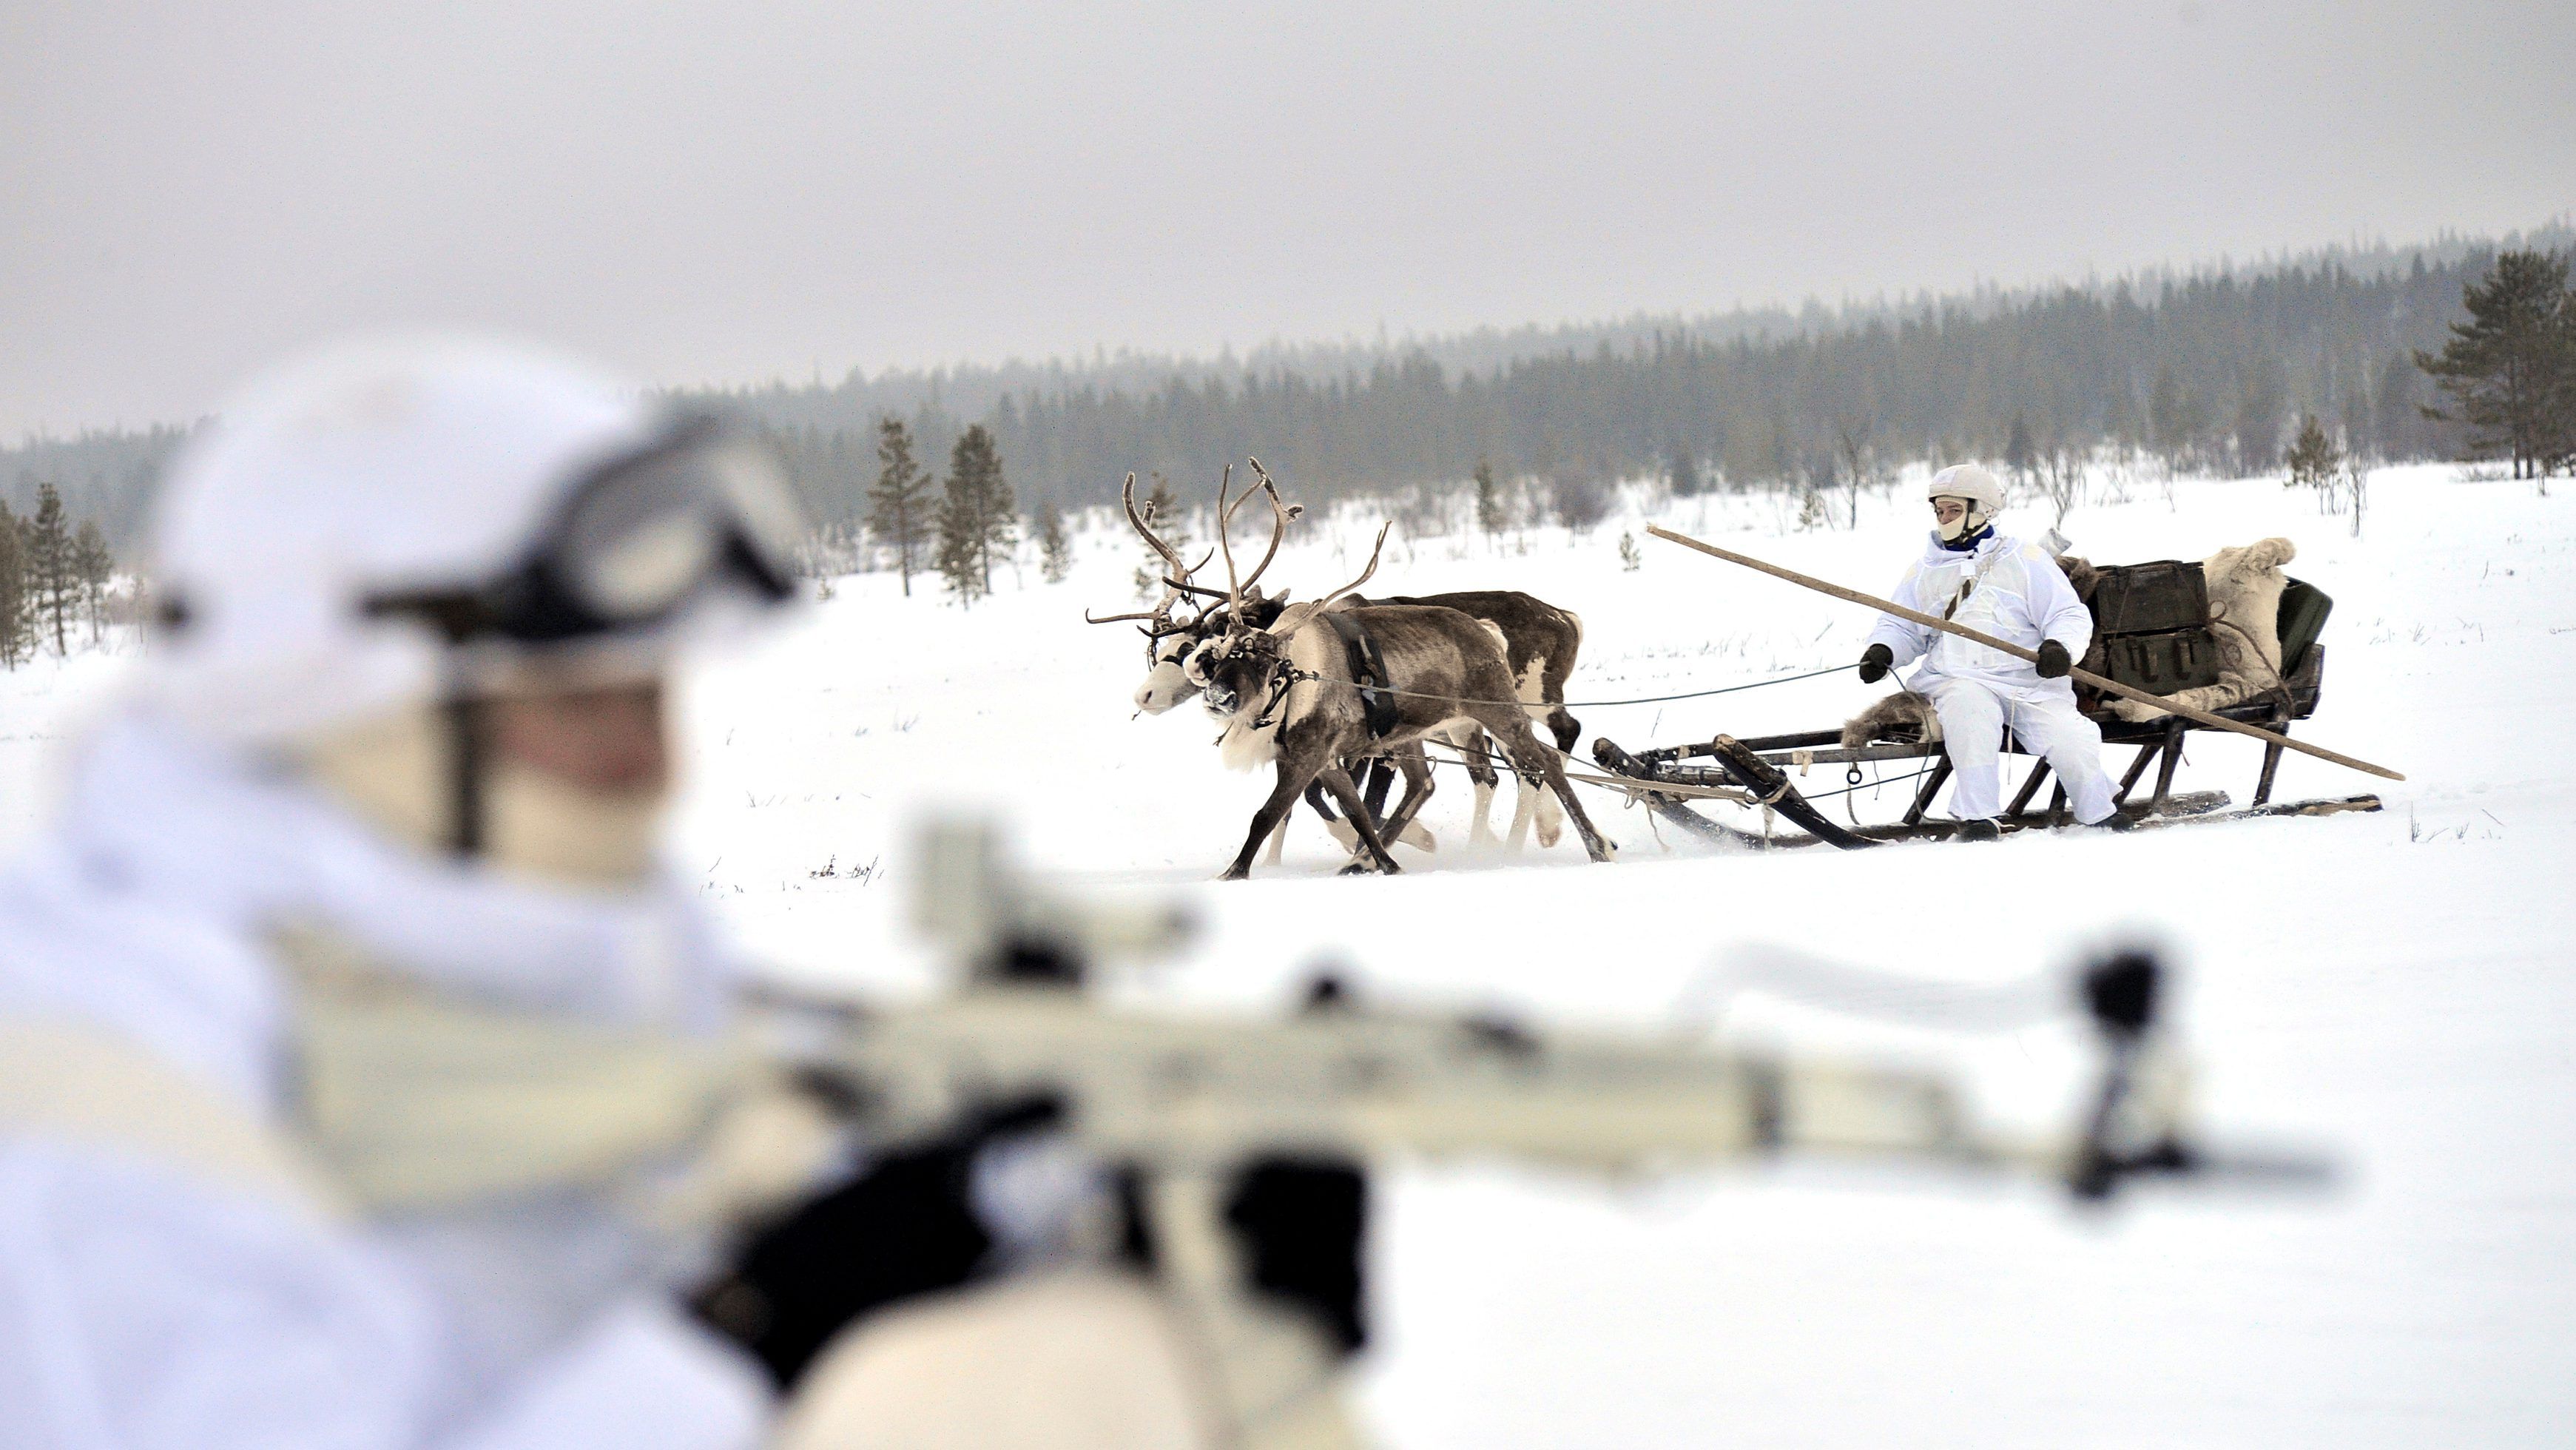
0, 343, 2309, 1450
0, 340, 1301, 1449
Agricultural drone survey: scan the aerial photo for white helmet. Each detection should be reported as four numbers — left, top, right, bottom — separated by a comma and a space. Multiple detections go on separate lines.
146, 335, 803, 746
1926, 462, 2004, 542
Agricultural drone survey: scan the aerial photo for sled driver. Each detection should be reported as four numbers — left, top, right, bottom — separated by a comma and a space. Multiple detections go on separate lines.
1855, 462, 2126, 839
0, 337, 1368, 1450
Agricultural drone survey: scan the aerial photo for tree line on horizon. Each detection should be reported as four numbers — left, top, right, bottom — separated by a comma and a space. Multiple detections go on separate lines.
734, 243, 2569, 530
8, 229, 2572, 556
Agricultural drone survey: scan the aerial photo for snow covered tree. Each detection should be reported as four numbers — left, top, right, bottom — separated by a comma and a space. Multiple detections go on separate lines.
935, 425, 1016, 604
1036, 501, 1073, 584
1795, 483, 1829, 532
22, 483, 75, 655
2415, 250, 2576, 479
1618, 531, 1641, 571
867, 418, 935, 597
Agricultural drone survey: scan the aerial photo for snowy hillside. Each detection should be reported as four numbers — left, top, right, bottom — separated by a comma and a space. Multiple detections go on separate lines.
3, 464, 2570, 1446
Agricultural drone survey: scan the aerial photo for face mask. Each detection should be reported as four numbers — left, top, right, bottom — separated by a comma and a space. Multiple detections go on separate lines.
297, 702, 667, 887
1934, 500, 1989, 544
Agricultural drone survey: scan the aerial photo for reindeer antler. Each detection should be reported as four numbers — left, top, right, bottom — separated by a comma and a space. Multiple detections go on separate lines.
1233, 456, 1304, 601
1214, 462, 1246, 618
1123, 473, 1192, 580
1091, 473, 1207, 628
1263, 521, 1391, 640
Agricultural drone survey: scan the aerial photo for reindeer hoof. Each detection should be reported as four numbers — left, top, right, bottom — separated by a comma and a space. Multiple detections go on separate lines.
1537, 823, 1564, 849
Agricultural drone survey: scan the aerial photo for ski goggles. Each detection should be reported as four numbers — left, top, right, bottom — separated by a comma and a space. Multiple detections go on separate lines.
369, 414, 804, 647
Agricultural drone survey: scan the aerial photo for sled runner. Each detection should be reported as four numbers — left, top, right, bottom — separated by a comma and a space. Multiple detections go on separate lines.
1592, 566, 2383, 849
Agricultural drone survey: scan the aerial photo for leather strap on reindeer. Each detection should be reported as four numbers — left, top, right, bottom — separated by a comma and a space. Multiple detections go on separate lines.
1324, 613, 1400, 739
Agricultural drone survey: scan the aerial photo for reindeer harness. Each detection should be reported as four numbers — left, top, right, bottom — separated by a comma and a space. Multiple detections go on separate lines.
1324, 613, 1402, 738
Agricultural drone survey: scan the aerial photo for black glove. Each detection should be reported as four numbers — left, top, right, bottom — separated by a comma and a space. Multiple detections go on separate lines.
1858, 643, 1894, 684
1224, 1156, 1369, 1357
2034, 639, 2071, 678
687, 1095, 1062, 1390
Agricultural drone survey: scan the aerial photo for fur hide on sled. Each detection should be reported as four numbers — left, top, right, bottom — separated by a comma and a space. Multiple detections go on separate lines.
1840, 691, 1942, 749
2100, 536, 2298, 722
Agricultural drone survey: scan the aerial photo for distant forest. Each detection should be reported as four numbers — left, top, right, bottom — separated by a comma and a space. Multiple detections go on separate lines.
8, 223, 2567, 544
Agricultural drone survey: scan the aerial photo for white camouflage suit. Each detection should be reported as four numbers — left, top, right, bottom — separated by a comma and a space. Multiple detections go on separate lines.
1863, 529, 2118, 825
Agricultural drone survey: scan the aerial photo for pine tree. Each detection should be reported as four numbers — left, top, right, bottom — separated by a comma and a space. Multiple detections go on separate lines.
2415, 250, 2576, 479
24, 484, 75, 655
2150, 365, 2203, 468
866, 418, 934, 596
1036, 501, 1073, 584
1474, 458, 1507, 538
935, 425, 1016, 604
2003, 414, 2037, 485
2282, 414, 2340, 509
2373, 352, 2428, 460
72, 519, 113, 642
1665, 441, 1703, 499
0, 499, 27, 667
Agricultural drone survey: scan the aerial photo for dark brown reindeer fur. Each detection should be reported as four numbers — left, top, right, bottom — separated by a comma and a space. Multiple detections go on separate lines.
1366, 589, 1582, 848
1370, 591, 1583, 752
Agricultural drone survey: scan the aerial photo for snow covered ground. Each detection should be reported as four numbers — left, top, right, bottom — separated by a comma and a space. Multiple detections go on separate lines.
4, 464, 2571, 1446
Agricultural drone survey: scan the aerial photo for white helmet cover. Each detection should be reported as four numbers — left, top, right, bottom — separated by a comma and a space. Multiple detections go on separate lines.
146, 337, 684, 744
1926, 462, 2005, 541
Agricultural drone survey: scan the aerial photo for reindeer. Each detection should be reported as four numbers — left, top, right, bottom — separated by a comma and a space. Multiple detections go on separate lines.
1115, 467, 1590, 854
1360, 590, 1582, 849
1087, 471, 1435, 863
1187, 519, 1616, 879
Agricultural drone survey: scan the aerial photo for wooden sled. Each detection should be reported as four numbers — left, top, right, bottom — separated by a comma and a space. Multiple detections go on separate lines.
1592, 643, 2381, 850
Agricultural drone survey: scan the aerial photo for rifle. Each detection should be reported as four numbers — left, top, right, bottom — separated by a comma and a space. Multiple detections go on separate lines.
752, 819, 2333, 1446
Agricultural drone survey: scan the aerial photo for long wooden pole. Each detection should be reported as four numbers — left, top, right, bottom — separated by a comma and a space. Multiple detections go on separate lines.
1644, 525, 2404, 783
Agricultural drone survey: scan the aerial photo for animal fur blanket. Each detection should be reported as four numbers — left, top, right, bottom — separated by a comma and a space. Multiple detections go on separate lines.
1840, 691, 1942, 749
2101, 536, 2297, 722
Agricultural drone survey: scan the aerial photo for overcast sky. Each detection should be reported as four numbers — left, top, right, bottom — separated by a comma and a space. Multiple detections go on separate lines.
3, 0, 2569, 438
